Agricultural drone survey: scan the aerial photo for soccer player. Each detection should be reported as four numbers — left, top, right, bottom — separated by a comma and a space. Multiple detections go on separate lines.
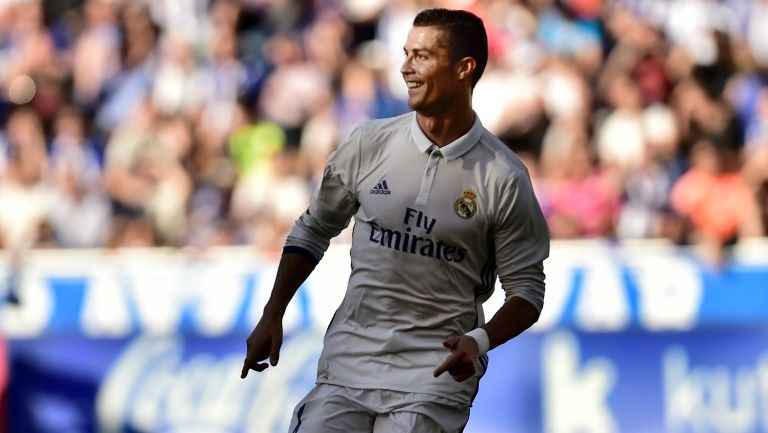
241, 8, 550, 432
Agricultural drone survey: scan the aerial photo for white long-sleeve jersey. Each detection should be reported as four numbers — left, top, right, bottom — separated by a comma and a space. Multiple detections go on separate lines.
284, 112, 550, 404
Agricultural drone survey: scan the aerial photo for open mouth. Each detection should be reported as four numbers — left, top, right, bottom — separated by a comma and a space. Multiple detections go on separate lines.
406, 81, 423, 90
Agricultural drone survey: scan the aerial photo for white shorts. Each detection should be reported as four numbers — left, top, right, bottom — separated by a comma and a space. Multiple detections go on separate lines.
287, 383, 471, 433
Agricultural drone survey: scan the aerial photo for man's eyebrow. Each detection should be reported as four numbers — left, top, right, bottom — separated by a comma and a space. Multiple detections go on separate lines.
403, 47, 432, 54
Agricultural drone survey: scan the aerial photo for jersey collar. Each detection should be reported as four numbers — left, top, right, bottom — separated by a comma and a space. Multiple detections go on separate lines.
409, 112, 484, 161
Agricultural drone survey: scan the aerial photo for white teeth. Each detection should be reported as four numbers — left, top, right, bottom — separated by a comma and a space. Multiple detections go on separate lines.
407, 82, 422, 89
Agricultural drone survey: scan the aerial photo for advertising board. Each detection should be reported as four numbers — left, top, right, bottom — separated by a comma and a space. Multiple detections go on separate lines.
2, 240, 768, 433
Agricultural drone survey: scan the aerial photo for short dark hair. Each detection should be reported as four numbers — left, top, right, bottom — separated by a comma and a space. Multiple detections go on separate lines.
413, 8, 488, 89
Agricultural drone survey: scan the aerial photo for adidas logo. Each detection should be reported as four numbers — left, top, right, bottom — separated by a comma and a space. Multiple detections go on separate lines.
370, 179, 391, 195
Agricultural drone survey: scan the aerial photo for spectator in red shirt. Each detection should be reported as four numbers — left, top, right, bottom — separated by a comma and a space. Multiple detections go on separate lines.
670, 138, 763, 263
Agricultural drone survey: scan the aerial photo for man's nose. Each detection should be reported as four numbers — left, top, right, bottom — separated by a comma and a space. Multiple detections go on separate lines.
401, 57, 413, 76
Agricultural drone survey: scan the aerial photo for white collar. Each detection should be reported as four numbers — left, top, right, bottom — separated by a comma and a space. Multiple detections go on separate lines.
409, 112, 484, 161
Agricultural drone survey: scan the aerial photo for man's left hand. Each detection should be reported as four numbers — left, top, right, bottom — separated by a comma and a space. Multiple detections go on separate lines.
433, 335, 480, 382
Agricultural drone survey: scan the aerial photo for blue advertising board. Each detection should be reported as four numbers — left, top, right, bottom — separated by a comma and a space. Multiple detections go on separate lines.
9, 329, 768, 433
472, 330, 768, 433
2, 240, 768, 433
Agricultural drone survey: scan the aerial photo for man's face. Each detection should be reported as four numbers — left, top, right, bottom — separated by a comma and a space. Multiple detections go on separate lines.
401, 26, 460, 115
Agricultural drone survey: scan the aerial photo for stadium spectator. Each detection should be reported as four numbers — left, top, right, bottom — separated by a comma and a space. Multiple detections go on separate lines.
0, 108, 53, 251
670, 138, 763, 263
47, 106, 111, 248
540, 120, 622, 238
616, 104, 686, 240
71, 0, 120, 109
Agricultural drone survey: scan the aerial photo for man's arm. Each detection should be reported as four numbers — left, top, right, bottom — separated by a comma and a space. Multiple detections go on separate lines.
483, 296, 539, 349
240, 252, 317, 378
240, 126, 363, 379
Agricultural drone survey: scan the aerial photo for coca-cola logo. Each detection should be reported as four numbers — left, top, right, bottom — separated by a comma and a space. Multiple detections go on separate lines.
96, 331, 323, 433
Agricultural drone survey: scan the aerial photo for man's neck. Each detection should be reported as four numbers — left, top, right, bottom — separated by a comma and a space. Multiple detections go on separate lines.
416, 108, 475, 148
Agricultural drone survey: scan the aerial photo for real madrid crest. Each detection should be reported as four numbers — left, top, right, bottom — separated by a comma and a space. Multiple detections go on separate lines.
454, 190, 478, 219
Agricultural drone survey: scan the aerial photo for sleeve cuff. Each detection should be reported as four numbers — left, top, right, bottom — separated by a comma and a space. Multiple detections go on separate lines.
282, 246, 321, 266
465, 328, 490, 355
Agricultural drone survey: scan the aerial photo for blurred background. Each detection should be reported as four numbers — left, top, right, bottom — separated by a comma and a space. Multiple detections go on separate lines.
1, 0, 768, 432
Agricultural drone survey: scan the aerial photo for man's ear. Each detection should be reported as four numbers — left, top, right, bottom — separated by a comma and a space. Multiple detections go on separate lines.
456, 57, 477, 83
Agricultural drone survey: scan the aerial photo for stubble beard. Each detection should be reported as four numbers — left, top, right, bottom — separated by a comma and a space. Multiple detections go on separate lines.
409, 95, 450, 117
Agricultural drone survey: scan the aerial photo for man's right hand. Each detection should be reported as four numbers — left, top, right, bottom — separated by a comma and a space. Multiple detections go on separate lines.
241, 314, 283, 378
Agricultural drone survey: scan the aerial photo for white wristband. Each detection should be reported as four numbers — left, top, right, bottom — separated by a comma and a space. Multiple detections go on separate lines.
465, 328, 490, 355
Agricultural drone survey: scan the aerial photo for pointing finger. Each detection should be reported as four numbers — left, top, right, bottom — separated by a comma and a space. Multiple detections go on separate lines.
241, 357, 269, 379
434, 351, 461, 377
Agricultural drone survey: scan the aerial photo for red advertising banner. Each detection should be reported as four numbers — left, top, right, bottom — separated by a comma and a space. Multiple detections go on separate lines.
0, 337, 6, 433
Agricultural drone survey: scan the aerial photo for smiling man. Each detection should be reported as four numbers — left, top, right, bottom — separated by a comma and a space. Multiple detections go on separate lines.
241, 8, 550, 433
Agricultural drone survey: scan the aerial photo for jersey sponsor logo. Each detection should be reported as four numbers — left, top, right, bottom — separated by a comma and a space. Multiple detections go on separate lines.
366, 207, 468, 262
368, 222, 467, 262
454, 190, 478, 219
370, 179, 391, 195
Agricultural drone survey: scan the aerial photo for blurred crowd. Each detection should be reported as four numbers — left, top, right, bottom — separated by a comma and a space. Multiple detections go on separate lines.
0, 0, 767, 262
